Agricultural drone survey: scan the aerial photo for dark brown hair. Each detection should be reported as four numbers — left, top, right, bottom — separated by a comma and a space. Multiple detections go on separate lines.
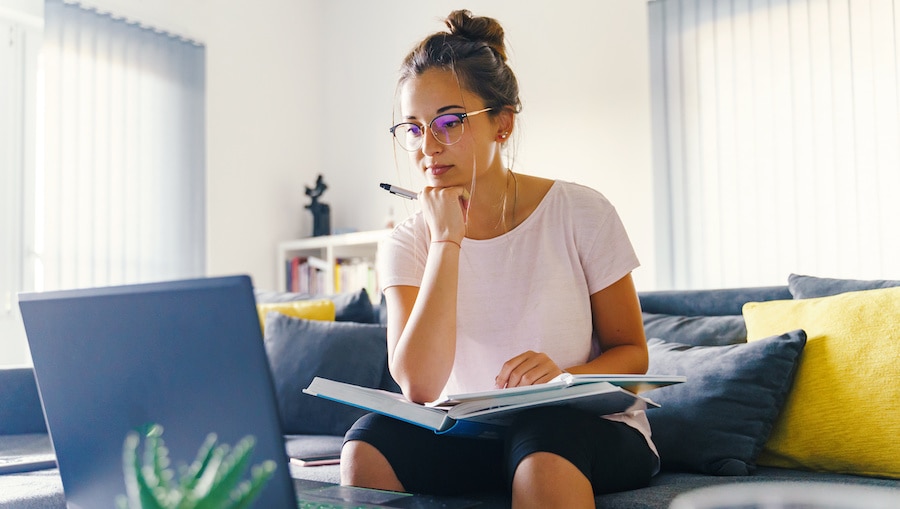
399, 10, 522, 114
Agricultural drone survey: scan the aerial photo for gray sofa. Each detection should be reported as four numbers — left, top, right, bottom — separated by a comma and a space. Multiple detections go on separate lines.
2, 275, 899, 508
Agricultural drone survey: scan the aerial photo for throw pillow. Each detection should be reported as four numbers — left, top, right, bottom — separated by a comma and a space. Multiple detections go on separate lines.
255, 287, 376, 323
264, 313, 388, 435
330, 288, 377, 323
642, 312, 747, 346
743, 286, 900, 478
787, 273, 900, 299
645, 330, 806, 476
257, 299, 335, 333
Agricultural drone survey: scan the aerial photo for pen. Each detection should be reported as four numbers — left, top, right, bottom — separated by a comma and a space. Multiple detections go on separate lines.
379, 183, 418, 200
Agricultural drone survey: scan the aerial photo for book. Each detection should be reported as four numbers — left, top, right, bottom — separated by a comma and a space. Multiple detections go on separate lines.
0, 453, 57, 474
430, 373, 685, 406
303, 374, 685, 439
290, 453, 341, 467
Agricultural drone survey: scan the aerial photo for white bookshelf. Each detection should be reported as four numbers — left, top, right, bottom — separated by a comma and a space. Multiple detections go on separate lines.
276, 229, 392, 295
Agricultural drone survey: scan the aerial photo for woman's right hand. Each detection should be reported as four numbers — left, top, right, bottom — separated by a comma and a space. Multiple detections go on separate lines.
420, 185, 469, 243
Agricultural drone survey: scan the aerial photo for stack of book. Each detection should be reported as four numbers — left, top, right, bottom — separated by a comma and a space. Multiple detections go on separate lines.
285, 256, 378, 299
334, 258, 377, 297
286, 256, 330, 295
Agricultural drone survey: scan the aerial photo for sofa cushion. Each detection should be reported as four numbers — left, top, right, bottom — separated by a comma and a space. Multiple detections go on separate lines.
645, 330, 806, 476
743, 286, 900, 479
0, 368, 47, 435
642, 312, 747, 346
255, 287, 376, 323
263, 313, 388, 435
787, 273, 900, 299
257, 298, 334, 333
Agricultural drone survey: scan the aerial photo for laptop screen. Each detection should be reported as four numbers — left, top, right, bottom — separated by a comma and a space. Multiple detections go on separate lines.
19, 276, 297, 508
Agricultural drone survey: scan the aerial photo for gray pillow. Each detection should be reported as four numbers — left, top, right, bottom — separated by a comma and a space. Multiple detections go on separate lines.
263, 313, 388, 435
255, 287, 376, 323
642, 312, 747, 346
788, 273, 900, 299
645, 330, 806, 476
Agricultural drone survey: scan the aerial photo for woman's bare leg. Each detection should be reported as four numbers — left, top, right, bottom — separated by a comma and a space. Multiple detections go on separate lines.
511, 452, 594, 509
340, 440, 405, 492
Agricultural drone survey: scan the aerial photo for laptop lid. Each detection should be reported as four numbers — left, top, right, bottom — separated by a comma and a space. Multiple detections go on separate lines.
19, 275, 297, 509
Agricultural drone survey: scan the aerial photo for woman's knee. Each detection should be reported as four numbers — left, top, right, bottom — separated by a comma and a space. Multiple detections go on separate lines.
340, 440, 405, 492
511, 452, 594, 509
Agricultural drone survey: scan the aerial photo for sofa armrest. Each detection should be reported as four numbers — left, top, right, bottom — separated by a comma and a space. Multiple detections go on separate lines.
0, 368, 48, 435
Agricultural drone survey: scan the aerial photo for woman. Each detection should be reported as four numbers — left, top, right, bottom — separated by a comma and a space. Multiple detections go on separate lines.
342, 10, 657, 508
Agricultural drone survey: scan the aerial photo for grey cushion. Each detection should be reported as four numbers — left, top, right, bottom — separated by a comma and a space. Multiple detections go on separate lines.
0, 368, 47, 435
788, 273, 900, 299
376, 291, 388, 326
642, 312, 747, 346
639, 286, 791, 316
645, 330, 807, 476
263, 313, 388, 435
255, 287, 376, 323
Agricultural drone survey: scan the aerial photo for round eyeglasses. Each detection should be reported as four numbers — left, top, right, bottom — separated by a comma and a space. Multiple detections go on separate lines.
389, 107, 492, 152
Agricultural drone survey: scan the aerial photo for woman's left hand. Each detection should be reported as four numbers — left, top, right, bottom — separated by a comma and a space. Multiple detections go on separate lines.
495, 350, 565, 388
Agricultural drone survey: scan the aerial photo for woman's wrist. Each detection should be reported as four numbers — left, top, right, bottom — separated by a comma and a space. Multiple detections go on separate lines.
431, 239, 462, 249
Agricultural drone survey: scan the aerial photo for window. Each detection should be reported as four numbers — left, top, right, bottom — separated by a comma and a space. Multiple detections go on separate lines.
0, 1, 206, 366
1, 10, 40, 366
649, 0, 900, 289
39, 0, 207, 291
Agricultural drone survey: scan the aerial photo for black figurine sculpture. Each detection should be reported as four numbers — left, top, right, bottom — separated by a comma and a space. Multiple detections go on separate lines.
305, 174, 331, 237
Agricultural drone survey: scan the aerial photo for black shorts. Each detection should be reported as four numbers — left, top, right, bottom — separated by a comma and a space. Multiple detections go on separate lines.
343, 406, 657, 496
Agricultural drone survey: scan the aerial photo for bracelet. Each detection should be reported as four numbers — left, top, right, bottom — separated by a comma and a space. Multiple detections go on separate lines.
431, 239, 462, 249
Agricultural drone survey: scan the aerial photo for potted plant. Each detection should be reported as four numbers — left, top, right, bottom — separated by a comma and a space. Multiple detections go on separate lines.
118, 424, 276, 509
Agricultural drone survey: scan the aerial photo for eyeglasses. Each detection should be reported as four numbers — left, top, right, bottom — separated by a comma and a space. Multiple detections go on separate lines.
389, 107, 492, 152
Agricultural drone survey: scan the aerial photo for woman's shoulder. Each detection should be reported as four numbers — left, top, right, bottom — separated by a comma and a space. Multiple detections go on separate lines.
517, 175, 609, 198
517, 173, 554, 190
554, 179, 610, 199
529, 178, 614, 212
514, 174, 555, 219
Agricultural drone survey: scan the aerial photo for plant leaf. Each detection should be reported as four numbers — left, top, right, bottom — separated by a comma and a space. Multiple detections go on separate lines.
180, 433, 218, 493
121, 427, 274, 509
194, 439, 253, 509
229, 461, 277, 509
121, 432, 142, 508
190, 444, 226, 501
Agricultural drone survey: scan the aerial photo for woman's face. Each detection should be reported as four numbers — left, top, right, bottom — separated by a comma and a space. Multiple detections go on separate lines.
399, 68, 503, 188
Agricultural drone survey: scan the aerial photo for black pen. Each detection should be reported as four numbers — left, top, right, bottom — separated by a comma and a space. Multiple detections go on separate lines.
379, 183, 418, 200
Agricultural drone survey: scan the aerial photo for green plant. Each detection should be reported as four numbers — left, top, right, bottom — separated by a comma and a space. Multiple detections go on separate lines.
118, 424, 276, 509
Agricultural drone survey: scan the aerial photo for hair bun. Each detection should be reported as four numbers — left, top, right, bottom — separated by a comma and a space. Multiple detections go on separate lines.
444, 9, 507, 61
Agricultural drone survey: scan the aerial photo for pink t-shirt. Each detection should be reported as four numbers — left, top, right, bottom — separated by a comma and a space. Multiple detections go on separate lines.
378, 180, 658, 464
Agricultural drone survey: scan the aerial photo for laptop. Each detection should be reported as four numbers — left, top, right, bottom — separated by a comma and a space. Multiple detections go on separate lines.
19, 275, 478, 509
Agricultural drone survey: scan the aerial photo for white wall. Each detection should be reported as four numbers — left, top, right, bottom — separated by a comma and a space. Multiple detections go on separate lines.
81, 0, 658, 292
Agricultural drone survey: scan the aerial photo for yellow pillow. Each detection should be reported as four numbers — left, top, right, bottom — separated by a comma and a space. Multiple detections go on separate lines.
257, 299, 335, 333
742, 286, 900, 478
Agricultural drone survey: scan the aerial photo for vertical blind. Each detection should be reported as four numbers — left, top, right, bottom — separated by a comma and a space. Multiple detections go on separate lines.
41, 0, 206, 291
649, 0, 900, 289
1, 17, 27, 314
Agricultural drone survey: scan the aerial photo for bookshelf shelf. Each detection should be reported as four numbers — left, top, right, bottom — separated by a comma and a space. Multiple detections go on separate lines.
276, 229, 392, 295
